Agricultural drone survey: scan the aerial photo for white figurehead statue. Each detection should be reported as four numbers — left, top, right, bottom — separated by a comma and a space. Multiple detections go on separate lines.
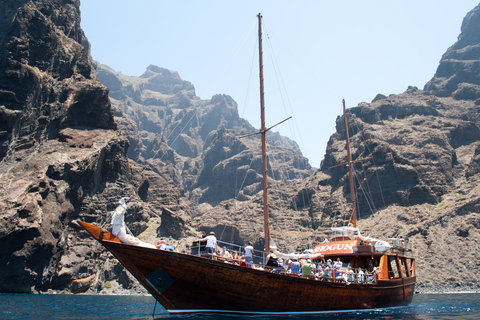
111, 198, 155, 248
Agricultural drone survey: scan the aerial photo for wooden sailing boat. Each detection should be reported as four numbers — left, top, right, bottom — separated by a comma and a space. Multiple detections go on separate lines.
77, 14, 415, 315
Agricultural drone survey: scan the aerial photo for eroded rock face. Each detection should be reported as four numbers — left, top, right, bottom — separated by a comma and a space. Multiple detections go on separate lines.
0, 0, 197, 294
425, 3, 480, 101
97, 63, 313, 206
2, 0, 480, 296
190, 6, 480, 292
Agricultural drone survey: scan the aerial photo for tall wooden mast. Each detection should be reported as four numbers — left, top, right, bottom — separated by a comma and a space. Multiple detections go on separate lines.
258, 13, 270, 252
342, 99, 356, 227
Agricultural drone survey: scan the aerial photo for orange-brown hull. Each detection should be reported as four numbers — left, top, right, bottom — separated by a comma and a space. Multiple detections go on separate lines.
78, 221, 415, 314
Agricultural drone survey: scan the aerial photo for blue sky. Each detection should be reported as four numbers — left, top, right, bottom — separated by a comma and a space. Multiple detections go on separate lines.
80, 1, 479, 168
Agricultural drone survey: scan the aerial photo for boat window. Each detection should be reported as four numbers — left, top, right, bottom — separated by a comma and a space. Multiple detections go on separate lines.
388, 256, 401, 279
405, 258, 415, 276
342, 258, 350, 268
332, 228, 353, 240
400, 258, 409, 277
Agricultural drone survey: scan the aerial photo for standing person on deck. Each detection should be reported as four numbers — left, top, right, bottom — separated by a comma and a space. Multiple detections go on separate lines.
199, 232, 217, 255
244, 242, 254, 267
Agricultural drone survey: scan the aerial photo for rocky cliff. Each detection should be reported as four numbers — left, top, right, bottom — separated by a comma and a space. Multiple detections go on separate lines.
187, 4, 480, 293
2, 0, 480, 295
96, 63, 313, 206
0, 0, 197, 294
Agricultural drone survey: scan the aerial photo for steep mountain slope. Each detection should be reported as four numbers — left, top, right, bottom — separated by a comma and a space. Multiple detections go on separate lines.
0, 0, 196, 293
190, 4, 480, 293
2, 0, 480, 295
96, 64, 313, 206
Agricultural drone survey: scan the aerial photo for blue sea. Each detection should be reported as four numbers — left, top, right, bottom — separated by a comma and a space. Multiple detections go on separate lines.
0, 292, 479, 319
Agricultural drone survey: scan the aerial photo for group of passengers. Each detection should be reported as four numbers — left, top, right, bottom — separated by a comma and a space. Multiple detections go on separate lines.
265, 255, 379, 284
194, 232, 255, 265
193, 232, 379, 283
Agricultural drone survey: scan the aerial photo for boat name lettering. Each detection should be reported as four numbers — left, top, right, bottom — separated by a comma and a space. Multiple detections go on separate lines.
317, 244, 353, 252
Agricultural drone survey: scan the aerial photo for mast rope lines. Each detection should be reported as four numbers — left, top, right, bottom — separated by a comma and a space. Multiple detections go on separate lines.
327, 99, 372, 228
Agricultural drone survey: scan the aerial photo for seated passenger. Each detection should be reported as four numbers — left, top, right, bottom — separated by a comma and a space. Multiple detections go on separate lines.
239, 255, 247, 267
322, 266, 331, 279
266, 253, 279, 267
156, 239, 175, 251
314, 263, 324, 279
156, 239, 166, 250
231, 251, 239, 264
302, 259, 313, 277
276, 258, 284, 273
219, 247, 230, 258
286, 259, 293, 273
291, 259, 301, 275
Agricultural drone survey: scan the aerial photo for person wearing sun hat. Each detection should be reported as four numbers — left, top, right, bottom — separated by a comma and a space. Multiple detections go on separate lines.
156, 239, 167, 250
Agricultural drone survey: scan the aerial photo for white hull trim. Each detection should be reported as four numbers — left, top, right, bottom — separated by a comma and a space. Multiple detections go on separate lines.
167, 306, 406, 315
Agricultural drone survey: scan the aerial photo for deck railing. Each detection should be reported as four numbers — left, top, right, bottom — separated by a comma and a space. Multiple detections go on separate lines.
190, 239, 267, 264
190, 242, 380, 285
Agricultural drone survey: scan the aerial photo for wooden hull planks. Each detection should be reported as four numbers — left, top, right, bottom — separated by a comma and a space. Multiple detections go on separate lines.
78, 221, 415, 314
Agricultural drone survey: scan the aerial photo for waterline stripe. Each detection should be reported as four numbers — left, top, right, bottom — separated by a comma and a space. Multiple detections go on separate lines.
167, 306, 406, 315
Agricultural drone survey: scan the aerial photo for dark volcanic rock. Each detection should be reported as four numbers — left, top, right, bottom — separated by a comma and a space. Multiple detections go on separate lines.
190, 6, 480, 293
96, 63, 313, 206
0, 0, 197, 294
425, 4, 480, 100
2, 0, 480, 296
0, 0, 116, 162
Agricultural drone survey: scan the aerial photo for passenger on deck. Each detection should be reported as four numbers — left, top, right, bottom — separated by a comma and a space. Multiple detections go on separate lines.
219, 247, 230, 258
198, 232, 217, 256
244, 242, 254, 267
286, 259, 293, 273
314, 263, 324, 279
334, 258, 342, 269
266, 253, 279, 267
277, 258, 284, 272
156, 239, 175, 251
327, 259, 333, 268
322, 266, 331, 280
334, 258, 343, 279
231, 251, 239, 264
240, 255, 247, 267
302, 259, 313, 278
291, 259, 301, 275
345, 266, 355, 284
369, 267, 380, 282
357, 268, 365, 283
156, 239, 166, 249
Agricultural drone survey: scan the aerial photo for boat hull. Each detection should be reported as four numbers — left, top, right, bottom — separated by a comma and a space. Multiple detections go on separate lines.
78, 222, 415, 314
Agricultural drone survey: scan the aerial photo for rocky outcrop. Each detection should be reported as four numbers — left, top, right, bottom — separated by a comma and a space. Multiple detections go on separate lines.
425, 3, 480, 101
2, 0, 480, 296
97, 63, 313, 206
0, 0, 197, 294
190, 6, 480, 293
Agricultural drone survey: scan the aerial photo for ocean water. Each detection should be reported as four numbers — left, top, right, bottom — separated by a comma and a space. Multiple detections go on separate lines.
0, 292, 479, 320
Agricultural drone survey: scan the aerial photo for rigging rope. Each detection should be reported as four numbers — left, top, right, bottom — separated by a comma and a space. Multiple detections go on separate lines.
356, 123, 386, 208
152, 300, 157, 319
158, 19, 258, 164
234, 152, 257, 201
262, 21, 310, 163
